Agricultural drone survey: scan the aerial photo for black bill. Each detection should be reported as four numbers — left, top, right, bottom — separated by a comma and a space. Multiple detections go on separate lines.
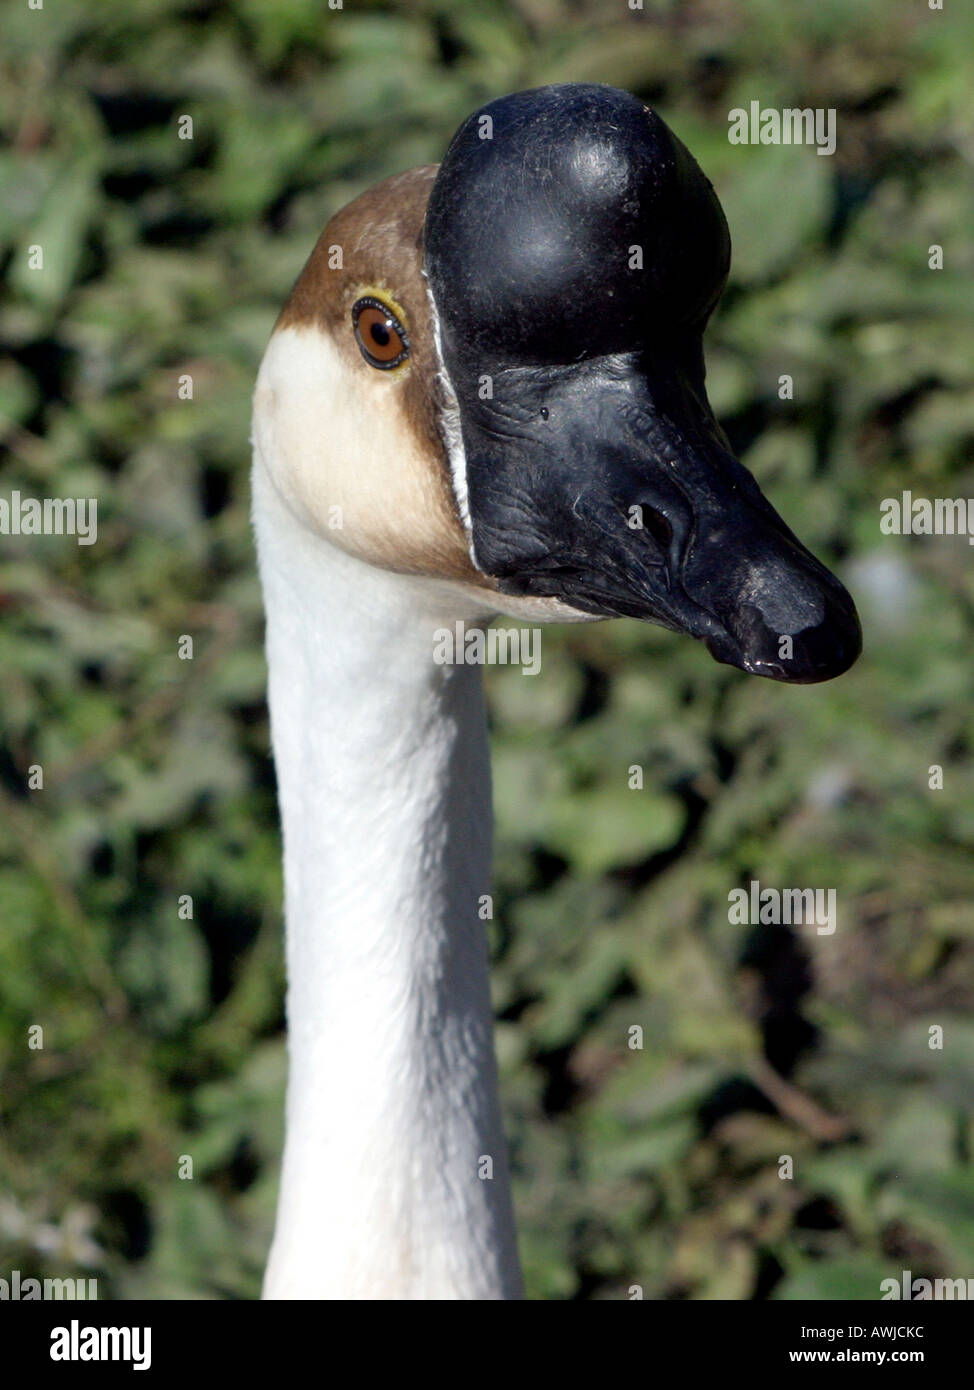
424, 83, 861, 684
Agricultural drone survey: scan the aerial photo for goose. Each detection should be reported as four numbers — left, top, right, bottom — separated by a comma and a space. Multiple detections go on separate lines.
251, 82, 861, 1301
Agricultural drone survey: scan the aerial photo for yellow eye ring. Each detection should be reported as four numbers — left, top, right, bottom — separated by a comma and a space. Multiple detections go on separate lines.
352, 295, 410, 370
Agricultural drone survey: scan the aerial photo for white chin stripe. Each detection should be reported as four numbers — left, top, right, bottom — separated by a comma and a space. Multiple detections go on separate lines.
426, 273, 479, 566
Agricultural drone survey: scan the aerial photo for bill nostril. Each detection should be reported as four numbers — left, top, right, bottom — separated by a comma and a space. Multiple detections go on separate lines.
633, 503, 673, 551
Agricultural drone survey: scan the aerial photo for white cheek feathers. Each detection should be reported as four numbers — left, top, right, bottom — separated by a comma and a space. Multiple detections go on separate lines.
253, 324, 476, 582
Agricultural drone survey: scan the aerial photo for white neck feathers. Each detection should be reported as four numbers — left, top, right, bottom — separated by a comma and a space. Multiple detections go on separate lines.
252, 458, 522, 1299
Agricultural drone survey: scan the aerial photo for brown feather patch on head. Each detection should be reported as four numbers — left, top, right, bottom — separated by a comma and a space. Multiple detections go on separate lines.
272, 166, 484, 584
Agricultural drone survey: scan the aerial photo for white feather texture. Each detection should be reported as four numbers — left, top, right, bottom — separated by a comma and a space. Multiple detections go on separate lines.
252, 442, 522, 1300
426, 278, 474, 546
251, 310, 603, 1299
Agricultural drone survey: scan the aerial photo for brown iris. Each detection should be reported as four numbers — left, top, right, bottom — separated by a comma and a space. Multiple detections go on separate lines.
352, 296, 409, 370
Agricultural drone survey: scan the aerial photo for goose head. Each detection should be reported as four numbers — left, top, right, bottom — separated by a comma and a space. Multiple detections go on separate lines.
254, 82, 861, 683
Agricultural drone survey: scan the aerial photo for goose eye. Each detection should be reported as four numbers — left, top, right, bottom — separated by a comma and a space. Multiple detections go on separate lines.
352, 296, 409, 370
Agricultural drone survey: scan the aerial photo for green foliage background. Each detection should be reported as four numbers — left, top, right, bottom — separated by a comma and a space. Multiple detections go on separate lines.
1, 0, 974, 1300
